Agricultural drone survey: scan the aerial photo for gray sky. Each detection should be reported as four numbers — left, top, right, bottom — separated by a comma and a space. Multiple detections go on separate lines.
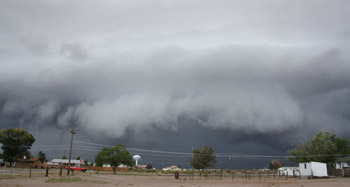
1, 0, 350, 169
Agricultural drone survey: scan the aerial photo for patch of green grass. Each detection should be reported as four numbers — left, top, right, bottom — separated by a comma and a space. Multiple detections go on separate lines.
45, 177, 84, 183
45, 176, 108, 184
0, 175, 10, 180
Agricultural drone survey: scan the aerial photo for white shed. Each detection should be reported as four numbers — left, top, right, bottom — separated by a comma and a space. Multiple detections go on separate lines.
299, 162, 327, 177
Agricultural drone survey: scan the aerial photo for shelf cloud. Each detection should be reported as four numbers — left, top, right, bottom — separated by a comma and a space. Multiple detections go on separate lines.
0, 0, 350, 151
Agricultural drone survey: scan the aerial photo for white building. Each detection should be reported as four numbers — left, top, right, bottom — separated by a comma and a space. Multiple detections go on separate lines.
335, 156, 350, 169
163, 165, 181, 171
49, 159, 84, 166
299, 162, 328, 177
278, 167, 300, 176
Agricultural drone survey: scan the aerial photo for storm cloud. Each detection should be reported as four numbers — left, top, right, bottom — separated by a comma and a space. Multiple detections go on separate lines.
1, 0, 350, 167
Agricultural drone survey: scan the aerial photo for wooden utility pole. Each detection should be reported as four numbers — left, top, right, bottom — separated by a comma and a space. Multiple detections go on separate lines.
67, 121, 78, 175
191, 147, 194, 180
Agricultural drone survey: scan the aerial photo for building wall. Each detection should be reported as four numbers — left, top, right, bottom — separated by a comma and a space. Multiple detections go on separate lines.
15, 160, 44, 168
335, 162, 350, 169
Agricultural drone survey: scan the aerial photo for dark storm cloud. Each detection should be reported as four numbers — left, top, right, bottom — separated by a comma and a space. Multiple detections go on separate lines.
0, 0, 350, 159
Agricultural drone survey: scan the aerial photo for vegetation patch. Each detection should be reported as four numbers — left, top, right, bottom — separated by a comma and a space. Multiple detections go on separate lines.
45, 177, 84, 183
45, 176, 108, 184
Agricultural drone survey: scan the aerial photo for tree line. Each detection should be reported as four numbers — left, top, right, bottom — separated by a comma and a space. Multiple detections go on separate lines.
1, 128, 350, 172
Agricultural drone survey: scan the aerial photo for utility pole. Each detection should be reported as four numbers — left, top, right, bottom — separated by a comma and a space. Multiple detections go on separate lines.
67, 121, 78, 175
228, 157, 231, 170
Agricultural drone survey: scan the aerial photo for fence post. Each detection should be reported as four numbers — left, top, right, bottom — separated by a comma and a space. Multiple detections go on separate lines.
29, 168, 32, 178
10, 166, 13, 179
59, 167, 62, 176
45, 167, 49, 177
174, 171, 179, 180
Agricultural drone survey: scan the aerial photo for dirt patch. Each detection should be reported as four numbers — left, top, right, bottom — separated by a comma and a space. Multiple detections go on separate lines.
0, 174, 350, 187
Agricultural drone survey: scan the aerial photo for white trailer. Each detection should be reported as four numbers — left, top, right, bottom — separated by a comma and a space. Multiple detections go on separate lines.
278, 167, 300, 176
299, 162, 328, 178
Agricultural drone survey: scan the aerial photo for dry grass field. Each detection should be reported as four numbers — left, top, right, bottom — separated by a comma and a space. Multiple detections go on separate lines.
1, 172, 350, 187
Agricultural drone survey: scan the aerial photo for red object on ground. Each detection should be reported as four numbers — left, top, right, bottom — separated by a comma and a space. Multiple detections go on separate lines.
65, 166, 87, 172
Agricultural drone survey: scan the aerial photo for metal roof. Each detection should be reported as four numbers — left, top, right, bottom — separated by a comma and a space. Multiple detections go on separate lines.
51, 159, 83, 164
336, 156, 350, 162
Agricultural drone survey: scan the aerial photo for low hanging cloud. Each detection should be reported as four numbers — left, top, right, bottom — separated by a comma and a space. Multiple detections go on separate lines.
0, 0, 349, 146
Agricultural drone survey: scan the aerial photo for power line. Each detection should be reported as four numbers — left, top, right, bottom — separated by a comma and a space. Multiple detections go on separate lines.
73, 140, 350, 158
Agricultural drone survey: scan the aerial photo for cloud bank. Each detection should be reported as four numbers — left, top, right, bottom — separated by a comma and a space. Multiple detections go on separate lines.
0, 0, 349, 147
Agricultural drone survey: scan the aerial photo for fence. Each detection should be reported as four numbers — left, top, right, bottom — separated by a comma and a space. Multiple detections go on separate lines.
2, 168, 350, 180
178, 171, 293, 181
86, 166, 129, 172
328, 169, 350, 177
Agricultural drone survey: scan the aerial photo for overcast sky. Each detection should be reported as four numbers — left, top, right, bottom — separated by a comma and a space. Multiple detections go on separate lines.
1, 0, 350, 169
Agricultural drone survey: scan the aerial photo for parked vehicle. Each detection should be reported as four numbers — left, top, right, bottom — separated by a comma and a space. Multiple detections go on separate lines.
66, 166, 87, 172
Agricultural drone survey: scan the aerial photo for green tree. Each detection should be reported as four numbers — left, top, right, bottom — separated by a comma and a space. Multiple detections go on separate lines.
37, 151, 47, 163
287, 132, 350, 164
0, 128, 35, 165
76, 156, 81, 160
62, 155, 67, 159
95, 145, 134, 174
84, 160, 89, 166
146, 163, 153, 169
190, 146, 216, 175
268, 160, 283, 170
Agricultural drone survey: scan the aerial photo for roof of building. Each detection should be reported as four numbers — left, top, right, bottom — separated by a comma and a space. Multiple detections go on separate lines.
164, 165, 181, 169
24, 158, 40, 162
336, 156, 350, 162
51, 159, 83, 164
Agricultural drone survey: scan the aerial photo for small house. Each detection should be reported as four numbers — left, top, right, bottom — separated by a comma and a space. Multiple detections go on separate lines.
299, 162, 327, 178
335, 156, 350, 169
15, 158, 44, 168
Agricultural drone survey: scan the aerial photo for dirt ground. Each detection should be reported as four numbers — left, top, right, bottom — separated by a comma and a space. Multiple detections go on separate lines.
1, 174, 350, 187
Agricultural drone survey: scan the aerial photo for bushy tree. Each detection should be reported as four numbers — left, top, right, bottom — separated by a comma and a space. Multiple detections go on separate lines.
146, 163, 153, 169
62, 155, 67, 159
268, 160, 283, 170
287, 132, 350, 164
190, 146, 216, 175
95, 145, 133, 174
0, 128, 35, 165
76, 156, 81, 160
37, 151, 47, 163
